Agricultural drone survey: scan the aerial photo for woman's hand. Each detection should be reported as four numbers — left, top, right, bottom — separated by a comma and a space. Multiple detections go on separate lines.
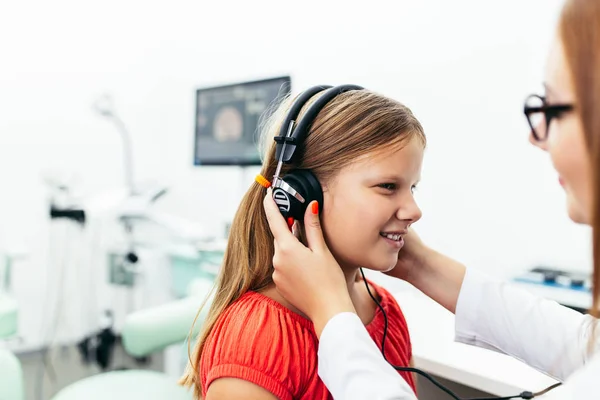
387, 229, 466, 314
263, 188, 356, 338
385, 229, 428, 283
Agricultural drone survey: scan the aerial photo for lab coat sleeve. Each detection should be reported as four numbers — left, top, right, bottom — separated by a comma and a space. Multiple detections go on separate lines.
454, 267, 598, 382
318, 312, 417, 400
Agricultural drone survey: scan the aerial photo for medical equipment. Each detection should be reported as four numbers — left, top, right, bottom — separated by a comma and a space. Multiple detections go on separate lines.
50, 92, 211, 244
0, 250, 26, 400
93, 94, 136, 195
0, 296, 17, 341
0, 251, 23, 339
169, 241, 224, 298
39, 93, 216, 382
0, 347, 24, 400
50, 275, 215, 400
194, 76, 291, 166
43, 179, 222, 399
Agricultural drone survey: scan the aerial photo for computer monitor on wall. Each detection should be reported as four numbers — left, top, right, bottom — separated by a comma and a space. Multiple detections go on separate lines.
193, 76, 292, 166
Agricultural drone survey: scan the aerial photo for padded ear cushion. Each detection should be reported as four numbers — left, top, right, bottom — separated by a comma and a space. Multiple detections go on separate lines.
280, 169, 323, 218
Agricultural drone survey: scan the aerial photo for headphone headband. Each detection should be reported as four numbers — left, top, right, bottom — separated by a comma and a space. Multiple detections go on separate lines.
270, 83, 364, 221
274, 84, 364, 164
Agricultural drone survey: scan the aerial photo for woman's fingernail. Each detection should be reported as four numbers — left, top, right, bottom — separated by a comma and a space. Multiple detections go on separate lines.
312, 201, 319, 215
287, 217, 294, 229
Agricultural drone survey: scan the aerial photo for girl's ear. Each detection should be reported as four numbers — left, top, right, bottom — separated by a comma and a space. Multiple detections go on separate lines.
295, 221, 308, 247
291, 221, 300, 239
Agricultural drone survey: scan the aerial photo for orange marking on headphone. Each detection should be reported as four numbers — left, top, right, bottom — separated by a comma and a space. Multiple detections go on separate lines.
255, 174, 271, 188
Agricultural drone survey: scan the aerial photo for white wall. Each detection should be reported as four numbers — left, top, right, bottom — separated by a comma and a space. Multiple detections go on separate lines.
1, 0, 591, 349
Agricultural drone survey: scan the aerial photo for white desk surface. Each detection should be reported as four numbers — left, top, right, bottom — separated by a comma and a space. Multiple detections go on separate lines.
510, 280, 591, 311
393, 288, 560, 397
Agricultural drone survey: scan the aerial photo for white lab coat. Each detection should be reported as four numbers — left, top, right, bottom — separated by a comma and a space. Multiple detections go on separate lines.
317, 268, 600, 399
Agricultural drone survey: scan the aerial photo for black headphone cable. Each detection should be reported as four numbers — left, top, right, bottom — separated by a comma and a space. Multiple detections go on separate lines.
358, 268, 562, 400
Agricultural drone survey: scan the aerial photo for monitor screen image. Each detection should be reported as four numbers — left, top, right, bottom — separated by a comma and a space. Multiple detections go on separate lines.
194, 76, 291, 166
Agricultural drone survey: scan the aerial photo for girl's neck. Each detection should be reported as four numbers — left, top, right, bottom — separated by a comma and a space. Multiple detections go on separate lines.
342, 267, 364, 306
260, 265, 379, 327
343, 266, 380, 326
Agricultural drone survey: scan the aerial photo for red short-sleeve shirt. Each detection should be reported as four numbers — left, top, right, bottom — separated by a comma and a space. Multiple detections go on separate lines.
199, 280, 415, 399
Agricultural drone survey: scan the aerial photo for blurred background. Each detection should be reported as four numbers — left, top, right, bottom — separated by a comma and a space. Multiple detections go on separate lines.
0, 0, 591, 399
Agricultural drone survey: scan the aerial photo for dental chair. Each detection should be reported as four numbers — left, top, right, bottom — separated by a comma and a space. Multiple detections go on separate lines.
51, 277, 214, 400
0, 251, 25, 400
0, 293, 24, 400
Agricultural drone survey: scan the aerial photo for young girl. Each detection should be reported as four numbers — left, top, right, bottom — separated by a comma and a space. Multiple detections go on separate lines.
181, 86, 426, 399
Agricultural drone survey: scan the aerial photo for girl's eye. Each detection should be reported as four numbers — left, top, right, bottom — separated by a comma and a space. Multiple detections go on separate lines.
378, 183, 397, 191
411, 185, 418, 194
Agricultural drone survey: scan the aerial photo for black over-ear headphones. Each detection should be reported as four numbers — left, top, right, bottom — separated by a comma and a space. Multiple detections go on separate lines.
271, 84, 364, 221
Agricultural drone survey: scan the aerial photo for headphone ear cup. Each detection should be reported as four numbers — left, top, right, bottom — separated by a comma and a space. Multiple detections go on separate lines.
294, 169, 323, 213
273, 169, 323, 221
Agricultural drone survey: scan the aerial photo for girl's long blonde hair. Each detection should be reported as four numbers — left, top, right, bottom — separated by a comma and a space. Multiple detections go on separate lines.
180, 87, 425, 398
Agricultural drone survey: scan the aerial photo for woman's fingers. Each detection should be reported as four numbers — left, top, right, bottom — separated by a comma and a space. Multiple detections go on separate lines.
263, 188, 297, 246
303, 200, 327, 253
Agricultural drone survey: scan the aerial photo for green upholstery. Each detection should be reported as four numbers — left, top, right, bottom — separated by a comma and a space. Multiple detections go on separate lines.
51, 370, 192, 400
121, 294, 210, 358
0, 295, 18, 339
0, 348, 24, 400
50, 277, 215, 400
122, 277, 214, 357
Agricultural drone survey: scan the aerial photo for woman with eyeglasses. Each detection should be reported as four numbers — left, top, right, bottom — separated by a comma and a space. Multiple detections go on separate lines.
262, 0, 600, 398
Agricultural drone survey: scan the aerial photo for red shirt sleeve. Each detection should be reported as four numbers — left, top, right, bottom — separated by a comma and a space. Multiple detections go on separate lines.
199, 292, 318, 400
